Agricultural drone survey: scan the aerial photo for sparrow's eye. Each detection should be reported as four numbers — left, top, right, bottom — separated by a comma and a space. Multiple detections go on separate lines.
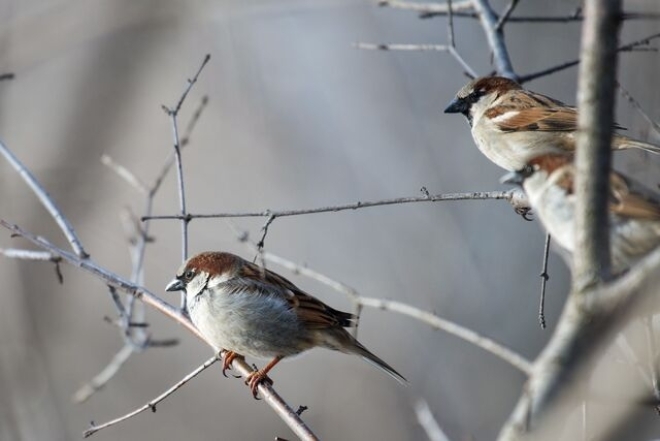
467, 89, 485, 104
183, 269, 195, 280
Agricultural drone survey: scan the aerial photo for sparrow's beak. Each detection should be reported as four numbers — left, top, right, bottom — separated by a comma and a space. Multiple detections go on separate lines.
500, 170, 526, 186
444, 97, 467, 114
165, 278, 185, 292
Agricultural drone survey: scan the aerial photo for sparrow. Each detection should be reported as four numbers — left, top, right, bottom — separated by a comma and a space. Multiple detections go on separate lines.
444, 76, 660, 171
502, 153, 660, 275
165, 251, 406, 397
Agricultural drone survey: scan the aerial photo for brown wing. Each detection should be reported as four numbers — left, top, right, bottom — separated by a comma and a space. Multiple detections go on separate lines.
238, 260, 355, 329
609, 173, 660, 220
486, 91, 578, 132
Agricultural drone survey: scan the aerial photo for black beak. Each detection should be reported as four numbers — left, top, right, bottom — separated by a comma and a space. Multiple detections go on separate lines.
165, 278, 185, 292
444, 97, 468, 114
500, 170, 526, 186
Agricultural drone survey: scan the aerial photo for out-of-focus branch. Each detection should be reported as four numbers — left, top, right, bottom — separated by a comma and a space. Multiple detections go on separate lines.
73, 345, 134, 403
0, 221, 319, 441
143, 188, 528, 221
498, 2, 634, 438
0, 140, 89, 258
377, 0, 473, 14
415, 400, 451, 441
573, 0, 621, 288
498, 242, 660, 440
471, 0, 517, 79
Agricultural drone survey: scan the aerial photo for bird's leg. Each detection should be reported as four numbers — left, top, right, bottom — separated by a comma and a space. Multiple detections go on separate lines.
221, 351, 243, 377
246, 356, 282, 399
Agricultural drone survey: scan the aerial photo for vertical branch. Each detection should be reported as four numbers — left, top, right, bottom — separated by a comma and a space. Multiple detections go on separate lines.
572, 0, 621, 289
162, 54, 210, 309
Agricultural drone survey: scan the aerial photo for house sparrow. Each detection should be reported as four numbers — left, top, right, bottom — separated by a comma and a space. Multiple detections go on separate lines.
165, 251, 406, 397
502, 154, 660, 274
444, 76, 660, 171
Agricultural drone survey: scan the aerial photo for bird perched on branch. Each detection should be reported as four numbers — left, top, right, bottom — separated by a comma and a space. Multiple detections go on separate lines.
445, 76, 660, 171
502, 154, 660, 274
166, 251, 406, 398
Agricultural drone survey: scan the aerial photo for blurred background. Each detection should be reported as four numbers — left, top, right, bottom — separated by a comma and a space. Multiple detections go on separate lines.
0, 0, 659, 440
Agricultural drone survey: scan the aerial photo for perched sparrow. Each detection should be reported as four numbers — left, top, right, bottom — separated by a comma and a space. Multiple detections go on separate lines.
502, 154, 660, 274
445, 76, 660, 171
165, 251, 406, 397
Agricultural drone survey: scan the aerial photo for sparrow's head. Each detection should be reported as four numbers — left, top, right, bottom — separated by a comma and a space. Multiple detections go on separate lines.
444, 76, 522, 124
165, 251, 240, 297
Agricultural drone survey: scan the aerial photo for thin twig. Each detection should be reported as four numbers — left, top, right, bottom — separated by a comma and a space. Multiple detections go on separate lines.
354, 42, 478, 77
471, 0, 517, 79
0, 248, 59, 261
377, 0, 474, 14
83, 354, 221, 437
0, 220, 319, 441
359, 296, 532, 374
617, 81, 660, 138
101, 155, 149, 195
74, 345, 134, 404
143, 189, 525, 221
355, 42, 450, 51
519, 32, 660, 83
161, 54, 210, 308
447, 0, 455, 47
538, 234, 551, 329
0, 73, 15, 81
0, 140, 89, 258
415, 400, 451, 441
495, 0, 521, 31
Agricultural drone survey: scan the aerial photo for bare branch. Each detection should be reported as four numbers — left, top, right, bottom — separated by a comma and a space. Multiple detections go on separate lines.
83, 354, 221, 437
519, 32, 660, 84
359, 296, 532, 374
415, 400, 452, 441
161, 54, 210, 308
101, 155, 149, 195
617, 81, 660, 139
0, 248, 59, 261
495, 0, 521, 31
377, 0, 474, 14
0, 140, 89, 258
0, 220, 319, 440
498, 242, 660, 440
73, 345, 134, 404
538, 234, 551, 329
573, 0, 621, 288
143, 189, 526, 221
354, 42, 478, 77
471, 0, 517, 79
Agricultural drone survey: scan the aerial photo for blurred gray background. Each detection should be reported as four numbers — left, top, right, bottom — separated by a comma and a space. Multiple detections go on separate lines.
0, 0, 659, 440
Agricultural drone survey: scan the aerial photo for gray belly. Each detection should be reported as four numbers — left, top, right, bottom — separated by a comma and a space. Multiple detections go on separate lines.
188, 290, 314, 359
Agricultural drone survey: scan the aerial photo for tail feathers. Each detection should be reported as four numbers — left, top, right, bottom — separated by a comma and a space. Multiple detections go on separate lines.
352, 341, 408, 385
619, 138, 660, 154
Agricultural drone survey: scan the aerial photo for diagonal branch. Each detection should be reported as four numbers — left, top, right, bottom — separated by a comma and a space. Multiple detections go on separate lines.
0, 140, 89, 258
471, 0, 517, 79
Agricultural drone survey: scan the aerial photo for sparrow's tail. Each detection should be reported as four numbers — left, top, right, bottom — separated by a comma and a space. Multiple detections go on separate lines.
354, 342, 408, 385
616, 136, 660, 154
322, 328, 407, 384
